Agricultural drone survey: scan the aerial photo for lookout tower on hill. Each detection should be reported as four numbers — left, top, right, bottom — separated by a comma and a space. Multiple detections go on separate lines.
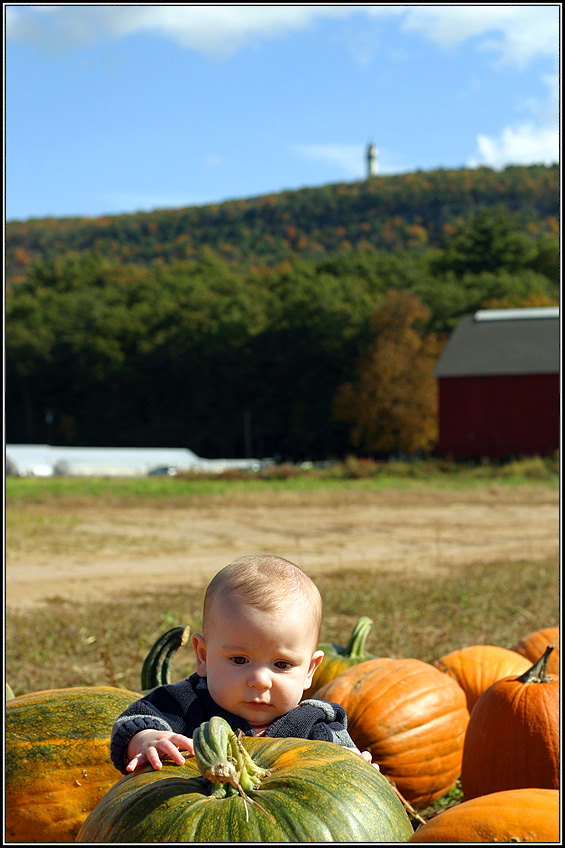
366, 142, 378, 178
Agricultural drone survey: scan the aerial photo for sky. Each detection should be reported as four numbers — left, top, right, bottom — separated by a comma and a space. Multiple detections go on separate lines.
4, 3, 561, 222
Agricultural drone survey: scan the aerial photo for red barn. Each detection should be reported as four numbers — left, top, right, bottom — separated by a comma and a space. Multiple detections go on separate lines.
434, 307, 559, 460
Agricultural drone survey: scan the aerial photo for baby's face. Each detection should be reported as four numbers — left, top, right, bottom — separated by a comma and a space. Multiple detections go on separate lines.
192, 596, 323, 729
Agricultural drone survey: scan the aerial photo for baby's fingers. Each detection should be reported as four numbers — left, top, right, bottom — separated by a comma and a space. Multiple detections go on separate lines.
143, 745, 165, 771
160, 741, 187, 766
126, 752, 147, 772
168, 734, 195, 757
357, 749, 381, 770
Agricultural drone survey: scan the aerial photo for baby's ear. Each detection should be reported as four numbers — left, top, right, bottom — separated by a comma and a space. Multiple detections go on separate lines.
303, 650, 324, 690
192, 632, 207, 675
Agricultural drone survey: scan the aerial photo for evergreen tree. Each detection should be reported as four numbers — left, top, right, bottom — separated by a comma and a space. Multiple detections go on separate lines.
432, 207, 537, 277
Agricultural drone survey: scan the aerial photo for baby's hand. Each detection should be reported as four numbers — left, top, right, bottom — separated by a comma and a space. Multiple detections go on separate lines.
126, 729, 194, 772
349, 746, 380, 771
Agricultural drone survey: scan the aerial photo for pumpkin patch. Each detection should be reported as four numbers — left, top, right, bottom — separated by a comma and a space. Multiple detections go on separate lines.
6, 613, 560, 841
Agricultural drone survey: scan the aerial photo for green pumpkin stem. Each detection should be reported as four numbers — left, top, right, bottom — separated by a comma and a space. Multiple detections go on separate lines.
140, 625, 191, 691
232, 731, 272, 794
194, 716, 272, 820
515, 644, 555, 684
343, 616, 373, 659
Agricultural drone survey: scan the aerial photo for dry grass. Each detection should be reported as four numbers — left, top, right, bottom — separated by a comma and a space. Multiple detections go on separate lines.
6, 468, 559, 695
5, 555, 558, 697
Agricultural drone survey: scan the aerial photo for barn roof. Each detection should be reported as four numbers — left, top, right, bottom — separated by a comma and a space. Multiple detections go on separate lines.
434, 306, 560, 378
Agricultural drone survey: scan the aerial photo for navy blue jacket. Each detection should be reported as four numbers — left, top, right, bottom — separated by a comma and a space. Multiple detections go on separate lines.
110, 672, 355, 773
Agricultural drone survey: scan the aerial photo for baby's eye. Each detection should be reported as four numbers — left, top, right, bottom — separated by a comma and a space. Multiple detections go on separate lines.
231, 656, 248, 665
274, 661, 293, 670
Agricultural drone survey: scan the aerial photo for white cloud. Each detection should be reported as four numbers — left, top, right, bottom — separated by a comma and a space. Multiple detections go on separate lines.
526, 72, 560, 125
4, 5, 46, 44
5, 5, 359, 60
393, 5, 559, 68
469, 72, 560, 168
473, 124, 559, 169
6, 5, 559, 67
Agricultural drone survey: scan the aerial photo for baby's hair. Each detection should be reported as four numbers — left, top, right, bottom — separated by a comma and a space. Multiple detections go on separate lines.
203, 553, 322, 644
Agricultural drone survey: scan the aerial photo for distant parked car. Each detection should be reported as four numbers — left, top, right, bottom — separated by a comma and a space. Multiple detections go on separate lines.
5, 457, 19, 476
148, 465, 178, 476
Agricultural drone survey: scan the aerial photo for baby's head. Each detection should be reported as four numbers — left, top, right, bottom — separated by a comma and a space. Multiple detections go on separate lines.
192, 553, 324, 726
202, 553, 322, 646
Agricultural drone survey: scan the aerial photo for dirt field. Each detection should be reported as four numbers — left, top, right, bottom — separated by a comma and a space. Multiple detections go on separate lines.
6, 484, 559, 611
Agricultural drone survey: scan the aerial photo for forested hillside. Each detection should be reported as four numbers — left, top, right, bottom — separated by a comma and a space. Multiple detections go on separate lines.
6, 164, 559, 285
5, 165, 560, 461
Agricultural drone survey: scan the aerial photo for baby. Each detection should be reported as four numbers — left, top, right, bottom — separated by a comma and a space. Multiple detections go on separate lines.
110, 553, 376, 772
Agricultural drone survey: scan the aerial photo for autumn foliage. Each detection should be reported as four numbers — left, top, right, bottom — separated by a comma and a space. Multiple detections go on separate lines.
5, 165, 559, 459
334, 292, 443, 455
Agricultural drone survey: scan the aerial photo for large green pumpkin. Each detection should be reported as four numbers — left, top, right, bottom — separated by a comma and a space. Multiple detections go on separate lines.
5, 685, 141, 843
5, 626, 189, 843
77, 716, 413, 843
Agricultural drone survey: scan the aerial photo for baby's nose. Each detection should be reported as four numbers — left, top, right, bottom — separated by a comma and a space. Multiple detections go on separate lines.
248, 667, 272, 689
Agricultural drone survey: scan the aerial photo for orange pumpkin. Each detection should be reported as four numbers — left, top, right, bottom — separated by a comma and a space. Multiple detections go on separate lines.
408, 788, 560, 843
434, 644, 531, 713
461, 646, 559, 800
314, 657, 469, 809
511, 625, 559, 675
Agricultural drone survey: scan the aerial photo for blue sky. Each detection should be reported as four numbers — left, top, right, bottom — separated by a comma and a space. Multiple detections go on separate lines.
5, 4, 560, 222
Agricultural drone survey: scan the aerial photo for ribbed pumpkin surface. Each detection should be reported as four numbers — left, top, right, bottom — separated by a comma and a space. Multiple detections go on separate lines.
6, 686, 140, 843
435, 644, 531, 713
408, 788, 560, 843
511, 626, 559, 675
461, 655, 559, 799
314, 657, 470, 809
76, 736, 414, 843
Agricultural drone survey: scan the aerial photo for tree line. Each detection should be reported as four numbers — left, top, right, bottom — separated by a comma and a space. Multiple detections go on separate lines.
6, 164, 559, 286
6, 202, 559, 461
